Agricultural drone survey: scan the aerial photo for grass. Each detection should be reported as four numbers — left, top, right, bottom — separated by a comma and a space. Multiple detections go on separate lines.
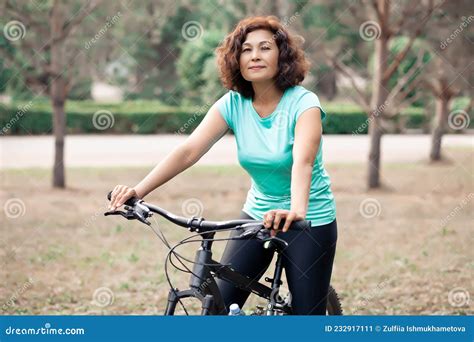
0, 148, 472, 315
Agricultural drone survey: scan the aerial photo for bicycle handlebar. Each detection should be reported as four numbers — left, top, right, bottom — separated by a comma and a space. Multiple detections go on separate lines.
104, 191, 311, 237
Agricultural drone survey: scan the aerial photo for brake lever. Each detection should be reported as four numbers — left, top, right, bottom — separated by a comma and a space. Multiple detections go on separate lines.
104, 202, 152, 226
236, 222, 268, 240
104, 210, 136, 220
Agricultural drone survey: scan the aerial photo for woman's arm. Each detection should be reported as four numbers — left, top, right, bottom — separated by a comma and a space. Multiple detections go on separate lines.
290, 107, 322, 216
263, 107, 322, 232
109, 104, 229, 209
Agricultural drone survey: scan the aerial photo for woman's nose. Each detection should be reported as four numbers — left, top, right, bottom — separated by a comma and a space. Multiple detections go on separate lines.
251, 51, 260, 60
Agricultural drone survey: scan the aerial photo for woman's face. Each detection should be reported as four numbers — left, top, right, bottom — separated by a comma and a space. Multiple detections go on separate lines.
239, 29, 280, 83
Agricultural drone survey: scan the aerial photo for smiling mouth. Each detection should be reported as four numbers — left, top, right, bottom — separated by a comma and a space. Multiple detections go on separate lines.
249, 66, 265, 70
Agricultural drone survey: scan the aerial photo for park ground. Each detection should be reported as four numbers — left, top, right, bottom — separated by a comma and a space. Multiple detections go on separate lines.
0, 147, 472, 315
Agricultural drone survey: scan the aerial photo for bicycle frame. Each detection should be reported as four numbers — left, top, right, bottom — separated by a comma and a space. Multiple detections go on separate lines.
104, 193, 304, 315
164, 231, 290, 315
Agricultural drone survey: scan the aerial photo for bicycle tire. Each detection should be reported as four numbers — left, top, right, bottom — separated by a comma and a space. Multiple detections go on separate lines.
326, 285, 343, 315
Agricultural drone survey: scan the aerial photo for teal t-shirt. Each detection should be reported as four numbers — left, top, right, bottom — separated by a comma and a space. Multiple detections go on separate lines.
216, 85, 336, 227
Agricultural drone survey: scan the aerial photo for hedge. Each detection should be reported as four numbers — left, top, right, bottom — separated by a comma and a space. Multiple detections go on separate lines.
0, 100, 430, 135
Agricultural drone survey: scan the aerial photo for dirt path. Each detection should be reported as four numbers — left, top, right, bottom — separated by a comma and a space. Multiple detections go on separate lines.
1, 134, 472, 168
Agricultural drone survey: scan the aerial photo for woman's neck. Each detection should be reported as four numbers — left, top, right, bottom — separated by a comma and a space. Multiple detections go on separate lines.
251, 81, 283, 105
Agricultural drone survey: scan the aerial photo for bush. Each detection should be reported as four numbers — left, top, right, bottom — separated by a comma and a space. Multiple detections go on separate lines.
0, 100, 431, 135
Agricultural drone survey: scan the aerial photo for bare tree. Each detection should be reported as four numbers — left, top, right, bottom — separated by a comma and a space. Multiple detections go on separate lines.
2, 0, 101, 188
423, 2, 473, 161
308, 0, 440, 188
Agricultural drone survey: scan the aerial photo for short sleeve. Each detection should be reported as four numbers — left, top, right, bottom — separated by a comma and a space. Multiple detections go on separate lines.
215, 91, 234, 130
294, 90, 327, 122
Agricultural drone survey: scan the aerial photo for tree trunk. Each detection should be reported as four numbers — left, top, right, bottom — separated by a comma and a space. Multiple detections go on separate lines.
430, 96, 449, 161
368, 119, 384, 188
319, 69, 337, 100
367, 2, 390, 189
51, 1, 66, 188
51, 78, 66, 188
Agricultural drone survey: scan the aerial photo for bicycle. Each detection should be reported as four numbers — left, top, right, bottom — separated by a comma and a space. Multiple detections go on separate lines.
104, 192, 343, 315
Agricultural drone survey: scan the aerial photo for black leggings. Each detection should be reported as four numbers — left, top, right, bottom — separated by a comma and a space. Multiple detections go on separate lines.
216, 212, 338, 315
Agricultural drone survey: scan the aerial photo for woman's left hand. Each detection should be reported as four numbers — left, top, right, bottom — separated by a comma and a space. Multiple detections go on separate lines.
263, 209, 305, 236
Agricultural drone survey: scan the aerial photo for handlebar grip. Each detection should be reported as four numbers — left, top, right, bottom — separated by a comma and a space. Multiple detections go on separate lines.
285, 219, 312, 231
107, 191, 139, 207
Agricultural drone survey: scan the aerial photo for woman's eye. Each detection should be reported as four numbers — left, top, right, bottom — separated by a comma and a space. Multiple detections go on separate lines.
242, 48, 250, 52
262, 46, 270, 50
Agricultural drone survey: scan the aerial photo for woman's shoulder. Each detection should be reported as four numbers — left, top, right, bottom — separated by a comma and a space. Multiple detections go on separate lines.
286, 85, 318, 99
217, 89, 246, 105
285, 85, 326, 120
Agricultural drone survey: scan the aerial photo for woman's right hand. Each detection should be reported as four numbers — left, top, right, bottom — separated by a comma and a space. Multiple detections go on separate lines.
109, 185, 140, 210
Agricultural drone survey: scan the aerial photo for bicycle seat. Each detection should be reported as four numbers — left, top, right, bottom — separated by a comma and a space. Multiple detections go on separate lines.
263, 236, 288, 252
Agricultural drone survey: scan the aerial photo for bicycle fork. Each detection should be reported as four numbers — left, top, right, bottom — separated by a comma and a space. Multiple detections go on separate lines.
164, 233, 225, 315
265, 252, 286, 315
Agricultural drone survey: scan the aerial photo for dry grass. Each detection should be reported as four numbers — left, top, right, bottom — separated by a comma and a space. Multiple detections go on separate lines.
1, 147, 472, 315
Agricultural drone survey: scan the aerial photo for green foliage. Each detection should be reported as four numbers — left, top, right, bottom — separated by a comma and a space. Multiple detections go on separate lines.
0, 100, 430, 136
177, 29, 226, 106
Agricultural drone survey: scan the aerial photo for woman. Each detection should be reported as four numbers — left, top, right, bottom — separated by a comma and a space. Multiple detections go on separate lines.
109, 16, 337, 315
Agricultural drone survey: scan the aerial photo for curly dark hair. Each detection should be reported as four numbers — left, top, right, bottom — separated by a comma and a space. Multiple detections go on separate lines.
215, 15, 310, 99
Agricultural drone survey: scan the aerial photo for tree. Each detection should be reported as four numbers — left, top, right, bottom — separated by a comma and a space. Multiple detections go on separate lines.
2, 0, 102, 188
306, 0, 440, 188
422, 2, 473, 161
